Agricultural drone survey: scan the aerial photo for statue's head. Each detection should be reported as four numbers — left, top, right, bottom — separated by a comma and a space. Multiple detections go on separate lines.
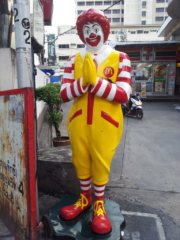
76, 8, 110, 48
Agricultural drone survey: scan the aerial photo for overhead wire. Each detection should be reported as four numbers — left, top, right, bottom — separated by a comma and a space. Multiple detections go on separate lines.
50, 0, 122, 44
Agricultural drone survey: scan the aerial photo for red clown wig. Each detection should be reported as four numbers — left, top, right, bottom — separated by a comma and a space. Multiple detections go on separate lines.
76, 8, 110, 44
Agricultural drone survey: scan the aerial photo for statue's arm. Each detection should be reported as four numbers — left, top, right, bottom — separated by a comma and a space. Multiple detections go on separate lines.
60, 55, 88, 102
91, 53, 132, 104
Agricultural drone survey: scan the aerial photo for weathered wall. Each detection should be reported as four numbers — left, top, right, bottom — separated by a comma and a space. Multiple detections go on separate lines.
37, 146, 80, 196
0, 48, 17, 91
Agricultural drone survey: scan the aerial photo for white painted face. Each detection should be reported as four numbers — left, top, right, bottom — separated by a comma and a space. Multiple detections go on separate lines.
83, 22, 104, 49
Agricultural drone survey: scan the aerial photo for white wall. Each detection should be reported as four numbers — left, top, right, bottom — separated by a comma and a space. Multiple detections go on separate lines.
35, 68, 50, 118
0, 49, 18, 91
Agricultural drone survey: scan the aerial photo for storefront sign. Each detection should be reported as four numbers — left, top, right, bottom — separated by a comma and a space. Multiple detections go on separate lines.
141, 82, 146, 97
155, 48, 176, 61
116, 49, 141, 61
142, 48, 153, 61
146, 82, 152, 92
155, 82, 163, 92
155, 78, 166, 81
48, 34, 56, 60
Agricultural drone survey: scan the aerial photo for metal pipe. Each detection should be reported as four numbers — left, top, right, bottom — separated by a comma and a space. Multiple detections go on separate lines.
13, 0, 32, 88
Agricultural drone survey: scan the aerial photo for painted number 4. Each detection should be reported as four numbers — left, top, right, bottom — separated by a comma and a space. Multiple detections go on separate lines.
18, 181, 24, 196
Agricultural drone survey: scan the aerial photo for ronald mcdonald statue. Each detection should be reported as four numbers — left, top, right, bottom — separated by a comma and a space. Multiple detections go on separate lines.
59, 8, 131, 235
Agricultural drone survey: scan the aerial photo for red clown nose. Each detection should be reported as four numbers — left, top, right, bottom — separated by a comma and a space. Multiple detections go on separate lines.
89, 33, 96, 38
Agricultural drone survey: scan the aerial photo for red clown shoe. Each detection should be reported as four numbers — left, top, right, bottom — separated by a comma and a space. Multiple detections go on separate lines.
59, 190, 92, 221
91, 200, 112, 235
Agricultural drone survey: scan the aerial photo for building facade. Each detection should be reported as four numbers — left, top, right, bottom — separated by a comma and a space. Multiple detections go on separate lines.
114, 41, 180, 97
55, 0, 169, 67
157, 0, 180, 95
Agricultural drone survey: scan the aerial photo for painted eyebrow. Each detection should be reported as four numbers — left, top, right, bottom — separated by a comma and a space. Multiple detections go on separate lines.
92, 24, 99, 28
83, 26, 90, 29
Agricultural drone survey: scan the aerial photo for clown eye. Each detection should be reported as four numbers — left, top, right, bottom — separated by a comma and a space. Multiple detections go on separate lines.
94, 28, 98, 33
86, 30, 90, 35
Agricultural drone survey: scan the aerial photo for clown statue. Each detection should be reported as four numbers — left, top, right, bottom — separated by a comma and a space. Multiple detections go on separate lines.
59, 8, 131, 235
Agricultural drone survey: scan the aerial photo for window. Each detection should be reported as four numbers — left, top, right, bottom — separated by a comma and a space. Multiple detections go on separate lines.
142, 11, 146, 16
156, 8, 164, 12
113, 9, 120, 14
137, 30, 143, 34
77, 44, 85, 48
112, 18, 120, 22
155, 17, 164, 21
77, 2, 85, 6
156, 0, 165, 2
131, 31, 136, 34
95, 1, 102, 5
122, 9, 124, 13
113, 1, 120, 4
58, 44, 69, 48
142, 1, 146, 7
121, 18, 124, 22
104, 1, 111, 5
108, 18, 111, 22
71, 44, 76, 47
78, 10, 82, 15
59, 56, 69, 60
86, 1, 94, 5
121, 0, 124, 4
142, 21, 146, 25
111, 31, 116, 34
104, 10, 111, 14
150, 30, 157, 32
144, 31, 149, 34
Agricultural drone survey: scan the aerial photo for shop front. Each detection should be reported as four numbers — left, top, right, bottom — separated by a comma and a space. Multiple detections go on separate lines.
115, 42, 180, 97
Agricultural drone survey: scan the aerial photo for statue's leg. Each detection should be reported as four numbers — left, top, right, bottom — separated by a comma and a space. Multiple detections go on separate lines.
91, 184, 112, 235
59, 177, 92, 221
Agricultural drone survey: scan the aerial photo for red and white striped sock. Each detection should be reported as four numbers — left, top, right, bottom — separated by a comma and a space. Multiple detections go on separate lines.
79, 177, 92, 193
94, 184, 105, 200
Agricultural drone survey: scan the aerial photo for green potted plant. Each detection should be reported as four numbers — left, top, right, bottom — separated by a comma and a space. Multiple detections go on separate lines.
35, 82, 70, 147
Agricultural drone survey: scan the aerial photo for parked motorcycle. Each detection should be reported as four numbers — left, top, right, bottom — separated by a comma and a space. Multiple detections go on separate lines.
122, 93, 143, 119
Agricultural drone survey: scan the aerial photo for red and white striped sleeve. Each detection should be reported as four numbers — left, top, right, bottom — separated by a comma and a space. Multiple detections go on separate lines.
60, 55, 89, 102
91, 52, 132, 104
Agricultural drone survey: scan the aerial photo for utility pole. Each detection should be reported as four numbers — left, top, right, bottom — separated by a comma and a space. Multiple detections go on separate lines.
13, 0, 32, 88
0, 0, 9, 47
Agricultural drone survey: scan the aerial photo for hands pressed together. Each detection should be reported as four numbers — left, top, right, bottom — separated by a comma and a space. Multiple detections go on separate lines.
82, 53, 98, 87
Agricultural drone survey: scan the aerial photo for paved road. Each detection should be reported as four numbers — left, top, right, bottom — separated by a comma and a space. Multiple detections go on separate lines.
107, 102, 180, 240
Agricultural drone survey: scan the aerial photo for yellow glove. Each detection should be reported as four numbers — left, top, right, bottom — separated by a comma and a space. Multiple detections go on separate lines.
82, 53, 97, 86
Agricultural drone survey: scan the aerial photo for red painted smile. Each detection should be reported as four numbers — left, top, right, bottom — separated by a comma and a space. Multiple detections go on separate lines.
86, 36, 101, 47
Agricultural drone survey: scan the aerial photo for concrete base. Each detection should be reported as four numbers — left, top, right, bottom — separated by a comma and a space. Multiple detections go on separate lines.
37, 146, 80, 196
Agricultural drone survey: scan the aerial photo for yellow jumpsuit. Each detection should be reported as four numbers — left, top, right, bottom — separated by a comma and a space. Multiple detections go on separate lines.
67, 50, 123, 185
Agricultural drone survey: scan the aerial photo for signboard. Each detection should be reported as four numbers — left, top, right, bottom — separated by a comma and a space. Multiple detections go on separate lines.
141, 82, 146, 97
0, 88, 37, 240
155, 82, 163, 92
48, 34, 56, 60
142, 48, 153, 61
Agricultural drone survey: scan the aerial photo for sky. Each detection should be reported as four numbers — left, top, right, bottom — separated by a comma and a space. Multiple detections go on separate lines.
45, 0, 76, 36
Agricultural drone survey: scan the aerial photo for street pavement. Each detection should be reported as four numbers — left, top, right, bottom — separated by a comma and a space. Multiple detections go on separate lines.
1, 101, 180, 240
107, 101, 180, 240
